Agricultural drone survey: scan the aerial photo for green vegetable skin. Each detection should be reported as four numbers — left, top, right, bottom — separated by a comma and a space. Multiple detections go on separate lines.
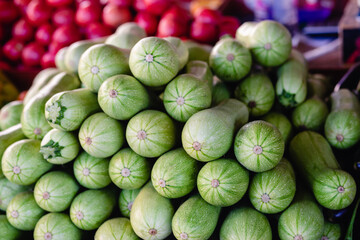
235, 21, 257, 48
234, 73, 275, 117
109, 148, 150, 190
70, 189, 116, 230
276, 56, 307, 108
278, 192, 324, 240
249, 158, 296, 214
55, 47, 68, 72
119, 188, 140, 218
40, 129, 80, 164
129, 37, 180, 87
262, 112, 292, 144
130, 182, 174, 240
97, 74, 150, 120
182, 99, 249, 162
6, 192, 45, 231
307, 74, 331, 99
34, 213, 82, 240
0, 215, 21, 240
21, 72, 81, 139
78, 43, 130, 92
183, 40, 212, 63
172, 194, 221, 240
126, 110, 176, 158
0, 101, 23, 130
106, 22, 147, 50
209, 38, 252, 82
64, 39, 99, 74
248, 20, 292, 67
74, 152, 112, 189
45, 88, 101, 131
292, 98, 329, 131
197, 158, 249, 207
163, 74, 212, 122
325, 89, 360, 149
0, 124, 26, 178
95, 218, 140, 240
79, 112, 124, 158
289, 131, 357, 210
0, 178, 29, 211
220, 207, 272, 240
234, 120, 285, 172
23, 68, 60, 105
2, 139, 52, 186
152, 148, 199, 198
34, 171, 79, 212
211, 79, 231, 106
164, 36, 189, 70
186, 60, 213, 90
321, 221, 341, 240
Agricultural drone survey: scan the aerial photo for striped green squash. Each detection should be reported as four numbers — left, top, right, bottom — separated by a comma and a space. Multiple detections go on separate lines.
118, 189, 141, 218
95, 218, 140, 240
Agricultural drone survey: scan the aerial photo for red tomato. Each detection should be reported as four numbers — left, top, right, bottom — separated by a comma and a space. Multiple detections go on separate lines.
134, 12, 158, 36
190, 20, 218, 44
52, 8, 75, 27
162, 5, 191, 23
133, 0, 146, 11
157, 15, 187, 38
46, 0, 73, 7
102, 4, 132, 28
41, 51, 56, 68
3, 39, 25, 61
75, 1, 102, 26
26, 0, 53, 26
108, 0, 132, 7
86, 22, 112, 39
35, 23, 53, 45
194, 8, 221, 25
48, 40, 64, 54
52, 25, 82, 46
22, 42, 45, 66
143, 0, 171, 16
219, 16, 240, 38
12, 19, 34, 42
0, 1, 20, 23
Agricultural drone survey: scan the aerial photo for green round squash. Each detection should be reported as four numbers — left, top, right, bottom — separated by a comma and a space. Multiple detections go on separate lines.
109, 148, 150, 190
106, 22, 146, 49
130, 182, 174, 240
324, 110, 360, 149
126, 110, 176, 158
34, 213, 82, 240
78, 43, 130, 92
0, 215, 21, 240
163, 74, 212, 122
69, 189, 116, 230
262, 111, 293, 144
220, 207, 272, 240
249, 158, 296, 214
0, 178, 29, 211
40, 129, 80, 164
0, 101, 23, 130
2, 139, 53, 185
54, 47, 68, 72
172, 194, 221, 240
211, 80, 231, 106
197, 158, 249, 207
97, 74, 150, 120
129, 37, 180, 87
209, 38, 252, 82
118, 188, 141, 218
234, 73, 275, 117
292, 98, 329, 131
73, 151, 111, 189
95, 218, 140, 240
34, 171, 79, 212
79, 112, 124, 158
321, 221, 341, 240
164, 36, 189, 70
234, 120, 285, 172
151, 148, 199, 199
249, 20, 292, 67
6, 192, 46, 231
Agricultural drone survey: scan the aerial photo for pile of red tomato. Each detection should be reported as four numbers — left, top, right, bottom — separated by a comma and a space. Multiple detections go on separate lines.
0, 0, 240, 70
